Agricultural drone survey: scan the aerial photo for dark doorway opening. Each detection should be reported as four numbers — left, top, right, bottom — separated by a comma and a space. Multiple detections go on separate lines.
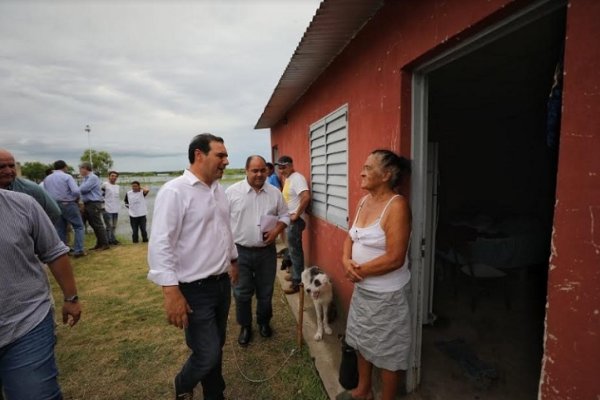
420, 7, 566, 399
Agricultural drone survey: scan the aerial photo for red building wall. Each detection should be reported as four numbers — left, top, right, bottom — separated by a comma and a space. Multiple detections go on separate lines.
540, 1, 600, 399
269, 1, 599, 397
271, 0, 515, 309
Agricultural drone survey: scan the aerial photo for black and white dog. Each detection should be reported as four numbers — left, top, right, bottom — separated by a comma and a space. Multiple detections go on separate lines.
301, 266, 334, 341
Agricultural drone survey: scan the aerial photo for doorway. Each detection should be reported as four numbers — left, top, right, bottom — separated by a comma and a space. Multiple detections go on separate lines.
409, 3, 566, 398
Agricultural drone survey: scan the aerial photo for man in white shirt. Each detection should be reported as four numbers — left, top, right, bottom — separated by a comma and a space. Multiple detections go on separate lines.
147, 133, 238, 400
276, 156, 311, 294
101, 171, 121, 245
124, 181, 150, 243
226, 155, 289, 346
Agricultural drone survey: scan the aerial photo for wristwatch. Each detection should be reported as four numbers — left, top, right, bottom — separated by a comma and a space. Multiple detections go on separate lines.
64, 295, 79, 303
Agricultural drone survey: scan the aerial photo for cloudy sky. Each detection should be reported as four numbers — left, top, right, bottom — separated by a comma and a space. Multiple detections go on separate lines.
0, 0, 321, 172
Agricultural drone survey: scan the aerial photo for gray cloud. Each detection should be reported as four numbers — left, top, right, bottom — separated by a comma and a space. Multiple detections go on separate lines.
0, 0, 320, 172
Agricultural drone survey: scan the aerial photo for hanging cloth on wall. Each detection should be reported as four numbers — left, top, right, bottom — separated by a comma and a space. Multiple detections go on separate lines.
546, 57, 563, 149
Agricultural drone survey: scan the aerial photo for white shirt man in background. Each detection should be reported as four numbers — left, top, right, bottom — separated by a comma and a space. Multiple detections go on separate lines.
101, 171, 121, 245
124, 181, 149, 243
226, 155, 289, 346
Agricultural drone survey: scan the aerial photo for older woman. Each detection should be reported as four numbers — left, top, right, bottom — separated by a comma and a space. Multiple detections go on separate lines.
338, 149, 412, 400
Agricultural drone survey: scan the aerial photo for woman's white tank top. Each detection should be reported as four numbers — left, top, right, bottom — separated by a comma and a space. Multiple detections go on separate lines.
349, 195, 410, 292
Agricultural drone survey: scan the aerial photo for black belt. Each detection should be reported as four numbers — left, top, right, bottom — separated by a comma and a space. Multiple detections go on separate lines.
84, 201, 104, 205
180, 273, 229, 286
235, 243, 274, 251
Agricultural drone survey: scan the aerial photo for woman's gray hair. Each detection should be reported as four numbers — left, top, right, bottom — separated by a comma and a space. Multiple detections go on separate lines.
371, 149, 411, 189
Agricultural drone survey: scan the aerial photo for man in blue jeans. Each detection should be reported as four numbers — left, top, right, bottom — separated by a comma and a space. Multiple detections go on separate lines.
101, 171, 121, 245
275, 156, 311, 295
43, 160, 87, 258
0, 189, 81, 400
148, 133, 238, 400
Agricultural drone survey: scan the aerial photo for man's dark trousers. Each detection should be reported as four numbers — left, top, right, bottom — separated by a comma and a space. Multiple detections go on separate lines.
129, 216, 148, 243
234, 243, 277, 327
176, 275, 231, 400
84, 201, 109, 247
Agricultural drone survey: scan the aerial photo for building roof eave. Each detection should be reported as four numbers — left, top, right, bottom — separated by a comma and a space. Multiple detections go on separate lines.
254, 0, 384, 130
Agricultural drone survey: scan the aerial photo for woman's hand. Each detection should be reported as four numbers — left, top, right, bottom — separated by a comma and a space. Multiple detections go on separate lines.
343, 258, 363, 283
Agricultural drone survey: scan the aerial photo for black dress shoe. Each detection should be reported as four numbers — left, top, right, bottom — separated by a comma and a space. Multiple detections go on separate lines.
259, 324, 272, 338
238, 326, 252, 346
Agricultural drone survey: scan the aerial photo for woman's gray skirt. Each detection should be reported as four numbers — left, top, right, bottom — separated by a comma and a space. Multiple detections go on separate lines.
345, 284, 411, 371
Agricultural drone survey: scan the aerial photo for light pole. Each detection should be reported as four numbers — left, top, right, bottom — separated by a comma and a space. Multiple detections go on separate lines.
84, 124, 93, 169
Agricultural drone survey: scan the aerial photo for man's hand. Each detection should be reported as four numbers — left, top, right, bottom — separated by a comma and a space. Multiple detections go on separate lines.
262, 229, 278, 245
62, 302, 82, 327
162, 286, 192, 329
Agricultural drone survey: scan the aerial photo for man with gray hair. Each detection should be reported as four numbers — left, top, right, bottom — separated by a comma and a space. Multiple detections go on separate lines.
79, 161, 110, 251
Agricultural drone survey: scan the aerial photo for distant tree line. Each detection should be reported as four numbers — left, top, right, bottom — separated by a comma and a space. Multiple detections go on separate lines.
20, 149, 244, 182
20, 150, 114, 182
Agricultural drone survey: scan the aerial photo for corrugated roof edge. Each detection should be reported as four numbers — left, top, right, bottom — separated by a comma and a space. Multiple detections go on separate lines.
254, 0, 384, 130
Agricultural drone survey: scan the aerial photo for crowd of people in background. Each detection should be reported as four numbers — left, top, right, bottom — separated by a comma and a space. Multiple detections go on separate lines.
1, 138, 412, 400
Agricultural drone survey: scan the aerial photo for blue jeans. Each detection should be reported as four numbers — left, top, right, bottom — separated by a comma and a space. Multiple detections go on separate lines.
177, 276, 231, 400
0, 310, 62, 400
55, 202, 85, 254
102, 212, 118, 243
285, 218, 306, 285
234, 244, 277, 327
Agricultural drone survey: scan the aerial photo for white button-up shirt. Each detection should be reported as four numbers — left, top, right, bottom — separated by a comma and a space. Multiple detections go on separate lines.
147, 169, 238, 286
226, 178, 289, 247
102, 182, 121, 213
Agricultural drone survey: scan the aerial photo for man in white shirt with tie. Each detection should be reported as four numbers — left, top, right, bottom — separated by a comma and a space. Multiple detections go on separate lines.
147, 133, 238, 400
226, 155, 289, 346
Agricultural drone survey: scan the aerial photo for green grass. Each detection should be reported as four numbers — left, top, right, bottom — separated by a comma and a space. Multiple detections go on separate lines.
50, 234, 327, 400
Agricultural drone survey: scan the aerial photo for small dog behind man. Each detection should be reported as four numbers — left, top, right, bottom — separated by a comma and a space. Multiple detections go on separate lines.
301, 266, 334, 341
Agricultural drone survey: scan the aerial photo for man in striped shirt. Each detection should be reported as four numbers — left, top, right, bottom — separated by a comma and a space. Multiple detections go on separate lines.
0, 189, 81, 399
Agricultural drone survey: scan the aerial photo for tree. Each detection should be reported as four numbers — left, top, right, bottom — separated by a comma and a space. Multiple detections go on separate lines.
21, 161, 53, 183
80, 150, 114, 177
